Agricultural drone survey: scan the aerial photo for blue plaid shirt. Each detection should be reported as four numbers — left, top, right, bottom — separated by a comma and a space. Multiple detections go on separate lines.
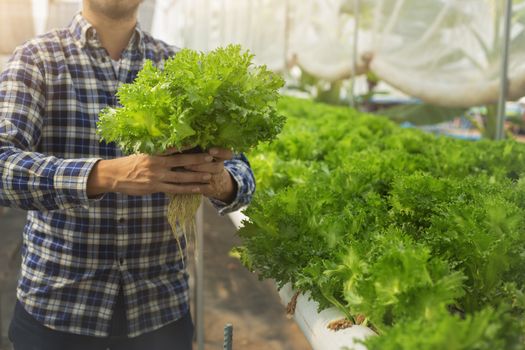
0, 13, 255, 338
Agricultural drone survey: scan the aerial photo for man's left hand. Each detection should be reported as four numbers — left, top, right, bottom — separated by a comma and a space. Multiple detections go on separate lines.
183, 147, 237, 203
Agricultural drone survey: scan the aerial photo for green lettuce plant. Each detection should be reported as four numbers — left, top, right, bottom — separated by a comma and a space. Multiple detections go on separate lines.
97, 44, 285, 240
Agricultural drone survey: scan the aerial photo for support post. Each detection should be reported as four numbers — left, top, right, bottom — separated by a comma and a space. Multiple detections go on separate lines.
496, 0, 512, 140
223, 323, 233, 350
195, 203, 205, 350
349, 0, 360, 108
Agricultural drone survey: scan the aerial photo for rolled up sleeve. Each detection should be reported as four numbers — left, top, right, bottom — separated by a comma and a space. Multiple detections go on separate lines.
0, 47, 101, 211
208, 153, 255, 215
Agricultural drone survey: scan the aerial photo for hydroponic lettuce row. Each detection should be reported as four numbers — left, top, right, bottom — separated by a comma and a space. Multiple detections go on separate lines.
235, 97, 525, 350
97, 44, 285, 154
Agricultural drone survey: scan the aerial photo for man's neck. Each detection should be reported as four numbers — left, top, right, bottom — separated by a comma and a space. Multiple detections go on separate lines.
81, 9, 137, 60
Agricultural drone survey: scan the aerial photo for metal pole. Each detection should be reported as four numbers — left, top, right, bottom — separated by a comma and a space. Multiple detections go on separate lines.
496, 0, 512, 140
283, 0, 290, 72
349, 0, 360, 108
195, 203, 205, 350
223, 323, 233, 350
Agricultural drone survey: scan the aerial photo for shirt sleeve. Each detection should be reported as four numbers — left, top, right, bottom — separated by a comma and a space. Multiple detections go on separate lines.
0, 46, 101, 211
208, 153, 255, 215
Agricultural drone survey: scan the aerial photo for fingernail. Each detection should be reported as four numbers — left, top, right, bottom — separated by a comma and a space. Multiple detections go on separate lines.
209, 149, 218, 155
205, 156, 213, 162
192, 187, 200, 193
203, 174, 211, 180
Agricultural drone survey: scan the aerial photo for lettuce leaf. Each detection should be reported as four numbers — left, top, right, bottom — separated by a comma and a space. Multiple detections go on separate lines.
97, 45, 285, 154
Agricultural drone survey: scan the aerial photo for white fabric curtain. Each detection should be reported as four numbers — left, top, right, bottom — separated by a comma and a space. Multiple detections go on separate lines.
45, 0, 82, 32
0, 0, 83, 54
287, 0, 370, 81
370, 0, 525, 106
152, 0, 525, 106
2, 0, 524, 106
0, 0, 35, 54
0, 0, 155, 56
151, 0, 287, 71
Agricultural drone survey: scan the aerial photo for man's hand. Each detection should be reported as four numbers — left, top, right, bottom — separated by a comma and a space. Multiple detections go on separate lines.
183, 147, 237, 203
87, 147, 237, 203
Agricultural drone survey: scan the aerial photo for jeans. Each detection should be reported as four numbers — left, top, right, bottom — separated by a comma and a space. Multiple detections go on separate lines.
8, 288, 194, 350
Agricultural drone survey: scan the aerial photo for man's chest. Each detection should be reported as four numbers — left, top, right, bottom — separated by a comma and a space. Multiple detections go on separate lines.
38, 53, 143, 158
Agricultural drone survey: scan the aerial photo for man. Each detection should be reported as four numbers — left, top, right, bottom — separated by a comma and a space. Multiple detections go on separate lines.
0, 1, 255, 349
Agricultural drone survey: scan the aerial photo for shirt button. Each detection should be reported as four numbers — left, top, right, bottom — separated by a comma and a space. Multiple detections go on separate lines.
118, 217, 125, 224
118, 257, 125, 265
100, 57, 107, 63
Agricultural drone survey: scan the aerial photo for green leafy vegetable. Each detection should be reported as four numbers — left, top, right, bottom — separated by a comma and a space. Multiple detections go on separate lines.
97, 44, 285, 154
96, 45, 285, 250
236, 96, 525, 350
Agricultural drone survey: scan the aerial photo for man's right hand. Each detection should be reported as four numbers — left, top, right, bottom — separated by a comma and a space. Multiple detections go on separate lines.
87, 152, 215, 197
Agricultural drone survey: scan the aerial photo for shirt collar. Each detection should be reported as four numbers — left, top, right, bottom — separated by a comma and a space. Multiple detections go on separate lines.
69, 12, 144, 51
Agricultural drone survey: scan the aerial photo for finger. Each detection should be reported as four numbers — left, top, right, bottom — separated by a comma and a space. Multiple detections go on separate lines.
158, 182, 200, 195
162, 170, 212, 184
184, 162, 224, 174
161, 153, 214, 168
159, 147, 180, 156
159, 183, 214, 195
208, 147, 233, 160
160, 145, 195, 156
196, 184, 215, 196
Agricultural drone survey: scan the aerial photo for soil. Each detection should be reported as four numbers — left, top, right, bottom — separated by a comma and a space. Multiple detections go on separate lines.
327, 319, 354, 331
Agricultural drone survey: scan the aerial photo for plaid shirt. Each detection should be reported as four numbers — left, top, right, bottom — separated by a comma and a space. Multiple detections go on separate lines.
0, 13, 255, 338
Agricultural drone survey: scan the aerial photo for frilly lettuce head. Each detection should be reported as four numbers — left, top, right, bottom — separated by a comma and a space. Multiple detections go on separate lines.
97, 44, 285, 154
